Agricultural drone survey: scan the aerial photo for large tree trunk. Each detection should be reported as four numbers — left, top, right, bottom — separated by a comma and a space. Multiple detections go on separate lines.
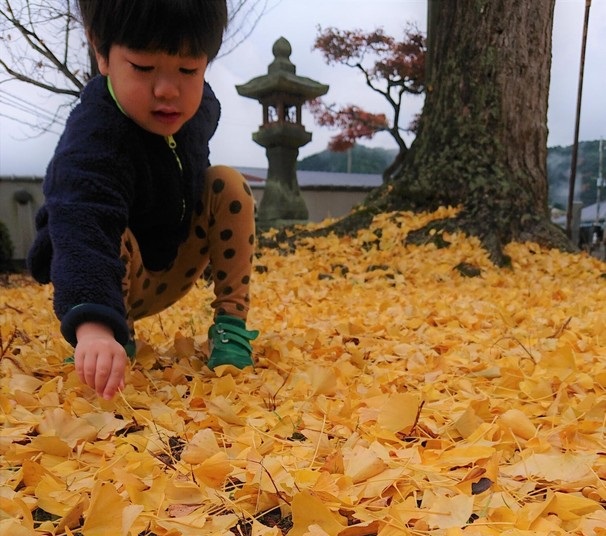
370, 0, 573, 264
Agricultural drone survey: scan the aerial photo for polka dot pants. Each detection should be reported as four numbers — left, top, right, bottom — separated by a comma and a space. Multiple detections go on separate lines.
119, 165, 255, 332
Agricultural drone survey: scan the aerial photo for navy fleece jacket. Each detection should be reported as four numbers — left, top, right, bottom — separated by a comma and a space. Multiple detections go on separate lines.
27, 75, 220, 347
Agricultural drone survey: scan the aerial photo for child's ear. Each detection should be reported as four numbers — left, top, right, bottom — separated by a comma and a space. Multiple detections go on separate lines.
86, 31, 109, 75
94, 49, 110, 76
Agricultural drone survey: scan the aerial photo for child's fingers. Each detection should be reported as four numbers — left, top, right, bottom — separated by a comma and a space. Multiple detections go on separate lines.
83, 355, 99, 389
100, 354, 127, 400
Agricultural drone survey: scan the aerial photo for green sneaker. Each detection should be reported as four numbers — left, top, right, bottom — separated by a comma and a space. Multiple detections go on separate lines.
207, 315, 259, 370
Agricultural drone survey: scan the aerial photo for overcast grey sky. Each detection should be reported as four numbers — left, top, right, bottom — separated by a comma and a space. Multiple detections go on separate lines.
0, 0, 604, 176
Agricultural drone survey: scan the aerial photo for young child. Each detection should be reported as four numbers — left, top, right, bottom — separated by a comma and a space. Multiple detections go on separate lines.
27, 0, 258, 400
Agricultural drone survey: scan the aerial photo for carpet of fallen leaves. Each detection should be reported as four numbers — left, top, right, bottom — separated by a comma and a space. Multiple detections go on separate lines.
1, 208, 606, 536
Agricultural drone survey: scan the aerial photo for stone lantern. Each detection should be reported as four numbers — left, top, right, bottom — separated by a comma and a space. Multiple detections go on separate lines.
236, 37, 329, 228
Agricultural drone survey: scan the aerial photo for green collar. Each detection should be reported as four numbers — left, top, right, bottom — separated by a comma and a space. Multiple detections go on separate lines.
106, 76, 127, 116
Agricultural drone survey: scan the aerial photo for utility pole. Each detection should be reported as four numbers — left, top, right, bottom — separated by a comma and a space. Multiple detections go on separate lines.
595, 138, 603, 224
566, 0, 592, 239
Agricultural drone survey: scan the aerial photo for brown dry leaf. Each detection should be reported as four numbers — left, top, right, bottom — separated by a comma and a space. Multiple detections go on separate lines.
2, 208, 606, 535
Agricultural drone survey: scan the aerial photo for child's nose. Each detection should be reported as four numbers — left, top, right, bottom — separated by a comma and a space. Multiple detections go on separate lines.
153, 76, 179, 99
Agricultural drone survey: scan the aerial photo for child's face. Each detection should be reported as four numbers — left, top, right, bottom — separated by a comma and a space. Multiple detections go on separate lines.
96, 45, 208, 136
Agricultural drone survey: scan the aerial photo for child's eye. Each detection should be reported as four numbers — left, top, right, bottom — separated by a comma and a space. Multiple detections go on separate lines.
180, 68, 198, 75
130, 62, 153, 72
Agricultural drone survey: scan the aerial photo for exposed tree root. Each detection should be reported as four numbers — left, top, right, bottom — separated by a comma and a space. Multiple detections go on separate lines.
257, 204, 577, 270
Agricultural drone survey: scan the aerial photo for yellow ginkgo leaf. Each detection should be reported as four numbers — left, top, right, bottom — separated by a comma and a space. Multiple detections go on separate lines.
343, 445, 387, 484
37, 408, 97, 448
35, 474, 81, 517
289, 491, 347, 536
180, 428, 221, 464
375, 392, 420, 436
192, 452, 233, 489
81, 481, 141, 536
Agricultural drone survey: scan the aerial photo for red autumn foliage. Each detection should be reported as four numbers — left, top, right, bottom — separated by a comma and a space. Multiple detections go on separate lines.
307, 100, 389, 152
311, 25, 426, 171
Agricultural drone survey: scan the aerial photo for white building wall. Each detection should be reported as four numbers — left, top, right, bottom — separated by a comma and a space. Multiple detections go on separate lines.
1, 176, 370, 261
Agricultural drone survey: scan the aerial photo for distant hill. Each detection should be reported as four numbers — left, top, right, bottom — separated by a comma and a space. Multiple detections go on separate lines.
547, 140, 602, 209
297, 144, 397, 174
298, 141, 603, 209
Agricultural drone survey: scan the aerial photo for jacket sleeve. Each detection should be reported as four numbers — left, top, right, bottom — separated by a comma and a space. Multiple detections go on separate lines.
39, 99, 137, 347
27, 206, 52, 284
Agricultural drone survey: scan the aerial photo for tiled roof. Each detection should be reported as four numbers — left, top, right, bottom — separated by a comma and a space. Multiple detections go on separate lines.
235, 167, 382, 189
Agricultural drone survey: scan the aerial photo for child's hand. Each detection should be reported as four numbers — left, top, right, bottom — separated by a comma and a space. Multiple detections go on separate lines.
74, 322, 128, 400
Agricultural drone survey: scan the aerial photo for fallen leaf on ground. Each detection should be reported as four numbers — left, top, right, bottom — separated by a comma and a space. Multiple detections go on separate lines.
1, 208, 605, 535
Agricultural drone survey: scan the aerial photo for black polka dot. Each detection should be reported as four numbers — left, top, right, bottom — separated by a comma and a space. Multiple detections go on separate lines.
217, 307, 227, 315
229, 201, 242, 214
223, 286, 233, 295
209, 215, 216, 227
181, 283, 193, 292
185, 267, 197, 278
242, 275, 250, 285
243, 183, 252, 196
136, 265, 144, 278
142, 278, 151, 290
120, 255, 128, 264
125, 239, 133, 254
217, 270, 228, 281
220, 229, 233, 241
132, 299, 144, 309
224, 248, 236, 259
156, 283, 167, 295
236, 304, 245, 311
195, 225, 206, 239
248, 234, 255, 245
212, 179, 225, 193
200, 246, 209, 255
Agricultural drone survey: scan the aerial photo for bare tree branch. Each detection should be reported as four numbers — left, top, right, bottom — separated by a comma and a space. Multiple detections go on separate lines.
0, 56, 80, 96
0, 0, 87, 96
220, 0, 281, 57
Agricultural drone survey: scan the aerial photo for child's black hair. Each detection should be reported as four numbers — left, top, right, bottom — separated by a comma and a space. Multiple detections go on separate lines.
78, 0, 228, 60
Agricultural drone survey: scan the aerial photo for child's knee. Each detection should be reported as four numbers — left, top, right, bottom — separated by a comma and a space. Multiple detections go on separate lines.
206, 165, 256, 216
207, 166, 253, 199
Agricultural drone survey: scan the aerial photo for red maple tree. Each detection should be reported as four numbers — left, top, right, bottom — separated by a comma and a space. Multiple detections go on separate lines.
311, 25, 426, 181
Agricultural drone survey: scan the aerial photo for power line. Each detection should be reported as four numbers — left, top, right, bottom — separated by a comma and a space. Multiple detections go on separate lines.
0, 89, 67, 125
0, 111, 63, 136
0, 98, 58, 125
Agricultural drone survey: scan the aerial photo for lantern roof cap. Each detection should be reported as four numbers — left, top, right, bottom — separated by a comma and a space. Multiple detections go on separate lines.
236, 37, 329, 100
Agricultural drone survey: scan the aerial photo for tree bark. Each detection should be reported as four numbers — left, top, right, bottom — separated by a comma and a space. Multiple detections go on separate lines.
368, 0, 573, 264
